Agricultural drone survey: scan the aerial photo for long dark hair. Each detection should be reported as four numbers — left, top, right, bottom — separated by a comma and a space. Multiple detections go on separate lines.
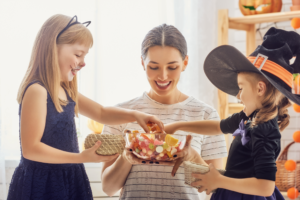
141, 24, 187, 60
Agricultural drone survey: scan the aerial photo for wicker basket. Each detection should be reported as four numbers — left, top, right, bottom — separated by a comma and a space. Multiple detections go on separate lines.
183, 161, 226, 192
84, 134, 125, 155
275, 141, 300, 191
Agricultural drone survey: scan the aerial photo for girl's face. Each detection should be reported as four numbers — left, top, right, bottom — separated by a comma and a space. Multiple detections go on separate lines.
57, 43, 89, 82
142, 46, 188, 98
237, 73, 266, 116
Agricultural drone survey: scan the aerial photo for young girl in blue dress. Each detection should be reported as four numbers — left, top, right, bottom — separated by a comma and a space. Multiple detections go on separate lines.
165, 27, 300, 200
7, 14, 164, 200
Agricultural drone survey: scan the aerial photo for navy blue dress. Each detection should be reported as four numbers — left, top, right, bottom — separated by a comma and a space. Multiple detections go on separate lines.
7, 81, 93, 200
211, 111, 284, 200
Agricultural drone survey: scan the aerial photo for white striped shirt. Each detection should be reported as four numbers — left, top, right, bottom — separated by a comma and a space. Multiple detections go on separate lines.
102, 92, 227, 200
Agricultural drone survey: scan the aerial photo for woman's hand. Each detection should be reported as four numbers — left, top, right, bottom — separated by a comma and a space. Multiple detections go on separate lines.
191, 164, 221, 195
133, 111, 164, 133
164, 122, 179, 134
171, 135, 207, 176
80, 141, 119, 163
123, 147, 176, 166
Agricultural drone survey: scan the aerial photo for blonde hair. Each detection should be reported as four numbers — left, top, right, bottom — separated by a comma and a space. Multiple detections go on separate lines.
241, 72, 291, 131
17, 14, 93, 116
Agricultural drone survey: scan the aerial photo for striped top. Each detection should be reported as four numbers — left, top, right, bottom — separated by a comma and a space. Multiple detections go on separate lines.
102, 92, 228, 200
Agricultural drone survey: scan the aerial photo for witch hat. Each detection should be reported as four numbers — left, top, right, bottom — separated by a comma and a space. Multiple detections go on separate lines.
204, 27, 300, 105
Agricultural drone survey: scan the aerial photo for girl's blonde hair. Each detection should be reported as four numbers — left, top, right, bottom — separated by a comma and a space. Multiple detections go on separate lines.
241, 72, 291, 131
17, 14, 93, 116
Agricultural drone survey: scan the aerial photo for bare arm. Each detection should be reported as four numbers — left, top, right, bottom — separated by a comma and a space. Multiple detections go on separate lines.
193, 164, 275, 197
164, 120, 222, 136
101, 152, 133, 197
78, 93, 164, 132
21, 84, 117, 163
219, 177, 275, 197
205, 158, 223, 169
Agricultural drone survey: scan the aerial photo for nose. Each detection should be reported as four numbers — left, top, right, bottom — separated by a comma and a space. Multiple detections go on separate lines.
236, 91, 241, 100
158, 69, 168, 81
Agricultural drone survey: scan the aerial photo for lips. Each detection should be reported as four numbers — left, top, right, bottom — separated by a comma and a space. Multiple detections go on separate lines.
155, 81, 171, 90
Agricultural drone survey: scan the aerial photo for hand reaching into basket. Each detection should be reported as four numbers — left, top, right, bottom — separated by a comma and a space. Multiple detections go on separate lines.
80, 141, 119, 163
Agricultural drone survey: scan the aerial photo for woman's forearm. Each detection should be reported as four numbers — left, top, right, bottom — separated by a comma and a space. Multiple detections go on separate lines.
101, 153, 133, 196
218, 176, 275, 197
188, 147, 208, 165
175, 120, 222, 135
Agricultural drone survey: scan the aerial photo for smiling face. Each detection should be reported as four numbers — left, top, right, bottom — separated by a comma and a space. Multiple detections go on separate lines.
57, 43, 89, 82
237, 73, 266, 116
142, 46, 188, 102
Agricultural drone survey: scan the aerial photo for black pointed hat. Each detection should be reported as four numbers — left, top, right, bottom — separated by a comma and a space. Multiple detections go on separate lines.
204, 27, 300, 105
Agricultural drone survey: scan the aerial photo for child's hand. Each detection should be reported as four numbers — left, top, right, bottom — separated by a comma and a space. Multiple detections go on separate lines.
191, 163, 221, 195
133, 111, 164, 133
164, 122, 179, 134
80, 141, 119, 163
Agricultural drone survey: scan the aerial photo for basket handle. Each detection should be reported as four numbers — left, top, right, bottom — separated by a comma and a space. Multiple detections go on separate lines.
277, 141, 295, 161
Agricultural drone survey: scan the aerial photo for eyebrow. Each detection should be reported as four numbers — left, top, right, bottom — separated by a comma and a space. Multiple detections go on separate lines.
149, 61, 179, 64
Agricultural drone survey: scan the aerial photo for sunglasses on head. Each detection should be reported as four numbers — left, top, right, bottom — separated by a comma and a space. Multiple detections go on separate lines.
57, 15, 91, 40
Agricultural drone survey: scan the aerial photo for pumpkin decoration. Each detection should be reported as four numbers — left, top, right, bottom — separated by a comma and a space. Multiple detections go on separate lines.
239, 0, 282, 16
293, 130, 300, 143
87, 119, 104, 134
291, 18, 300, 29
287, 187, 299, 199
285, 160, 297, 172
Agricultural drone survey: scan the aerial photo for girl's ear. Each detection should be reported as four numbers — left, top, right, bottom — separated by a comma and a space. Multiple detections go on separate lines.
183, 55, 189, 71
141, 56, 146, 71
257, 81, 267, 96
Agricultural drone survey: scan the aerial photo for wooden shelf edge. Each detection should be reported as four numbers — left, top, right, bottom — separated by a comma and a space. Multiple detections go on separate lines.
228, 103, 244, 115
229, 10, 300, 25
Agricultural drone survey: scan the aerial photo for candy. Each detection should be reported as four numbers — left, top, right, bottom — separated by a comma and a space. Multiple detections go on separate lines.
156, 146, 163, 153
156, 156, 161, 160
154, 139, 164, 145
149, 143, 155, 150
147, 150, 153, 156
142, 148, 147, 153
167, 151, 173, 158
159, 152, 164, 157
165, 134, 179, 147
135, 148, 141, 153
171, 147, 177, 155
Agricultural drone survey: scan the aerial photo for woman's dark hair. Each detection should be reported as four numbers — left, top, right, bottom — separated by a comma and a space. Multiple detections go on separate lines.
141, 24, 187, 60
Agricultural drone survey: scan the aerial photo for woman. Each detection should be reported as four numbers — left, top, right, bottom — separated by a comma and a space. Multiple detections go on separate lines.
101, 24, 227, 200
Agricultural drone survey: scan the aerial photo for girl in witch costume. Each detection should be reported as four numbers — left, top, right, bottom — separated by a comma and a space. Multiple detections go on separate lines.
164, 27, 300, 200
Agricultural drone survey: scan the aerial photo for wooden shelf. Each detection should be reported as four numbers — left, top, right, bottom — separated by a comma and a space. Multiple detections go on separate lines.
230, 10, 300, 27
228, 103, 244, 115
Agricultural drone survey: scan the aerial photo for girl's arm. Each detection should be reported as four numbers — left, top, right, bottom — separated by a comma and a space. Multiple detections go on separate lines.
78, 93, 164, 132
164, 120, 222, 135
193, 164, 275, 197
21, 84, 118, 163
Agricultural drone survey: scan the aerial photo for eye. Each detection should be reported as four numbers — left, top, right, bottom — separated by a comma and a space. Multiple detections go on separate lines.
168, 67, 178, 70
75, 54, 80, 58
149, 66, 158, 70
239, 88, 243, 90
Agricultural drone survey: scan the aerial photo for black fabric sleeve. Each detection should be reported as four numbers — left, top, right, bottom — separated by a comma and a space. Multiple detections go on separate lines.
251, 124, 280, 181
220, 111, 248, 134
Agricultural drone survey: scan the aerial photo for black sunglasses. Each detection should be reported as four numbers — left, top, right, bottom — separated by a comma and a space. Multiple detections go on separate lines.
57, 15, 91, 40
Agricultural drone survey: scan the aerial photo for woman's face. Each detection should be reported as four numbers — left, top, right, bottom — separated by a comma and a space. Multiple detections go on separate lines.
142, 46, 188, 97
237, 73, 265, 116
57, 43, 89, 82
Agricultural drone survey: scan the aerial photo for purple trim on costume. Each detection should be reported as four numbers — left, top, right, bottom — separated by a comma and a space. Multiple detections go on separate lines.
232, 119, 250, 146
